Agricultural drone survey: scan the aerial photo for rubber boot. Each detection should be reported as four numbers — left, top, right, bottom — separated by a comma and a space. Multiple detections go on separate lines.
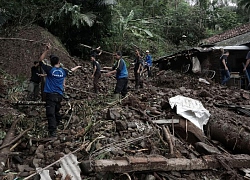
107, 94, 120, 105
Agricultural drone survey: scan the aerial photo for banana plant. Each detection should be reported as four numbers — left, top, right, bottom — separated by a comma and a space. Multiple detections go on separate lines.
111, 9, 154, 50
58, 3, 96, 27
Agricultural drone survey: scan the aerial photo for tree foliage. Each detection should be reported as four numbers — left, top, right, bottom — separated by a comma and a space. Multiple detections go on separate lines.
165, 2, 206, 47
0, 0, 100, 28
237, 0, 250, 12
0, 0, 249, 58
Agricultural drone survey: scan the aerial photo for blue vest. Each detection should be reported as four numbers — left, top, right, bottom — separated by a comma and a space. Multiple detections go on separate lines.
145, 54, 152, 66
116, 59, 128, 79
44, 67, 67, 95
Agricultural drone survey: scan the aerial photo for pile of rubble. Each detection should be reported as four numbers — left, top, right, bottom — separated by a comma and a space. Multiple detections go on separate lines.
0, 26, 250, 180
1, 62, 250, 179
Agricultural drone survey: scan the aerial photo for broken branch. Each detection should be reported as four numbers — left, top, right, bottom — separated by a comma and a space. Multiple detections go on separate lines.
162, 126, 174, 154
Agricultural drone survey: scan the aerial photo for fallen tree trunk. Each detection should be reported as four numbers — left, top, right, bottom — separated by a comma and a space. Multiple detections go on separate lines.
80, 154, 250, 174
207, 117, 250, 154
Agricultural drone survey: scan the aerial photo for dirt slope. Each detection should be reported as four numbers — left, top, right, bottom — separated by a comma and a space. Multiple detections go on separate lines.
0, 25, 76, 79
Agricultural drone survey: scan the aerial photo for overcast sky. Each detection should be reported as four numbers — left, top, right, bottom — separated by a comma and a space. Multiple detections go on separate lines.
186, 0, 237, 6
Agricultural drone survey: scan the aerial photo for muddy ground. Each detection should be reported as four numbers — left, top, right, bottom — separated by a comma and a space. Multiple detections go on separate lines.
0, 26, 250, 180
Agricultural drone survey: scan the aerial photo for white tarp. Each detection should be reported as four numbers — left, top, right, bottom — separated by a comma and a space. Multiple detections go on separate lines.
191, 56, 201, 73
169, 95, 210, 131
199, 78, 210, 84
38, 168, 52, 180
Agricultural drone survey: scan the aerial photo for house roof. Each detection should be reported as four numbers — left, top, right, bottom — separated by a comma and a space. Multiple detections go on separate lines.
155, 45, 250, 63
203, 22, 250, 45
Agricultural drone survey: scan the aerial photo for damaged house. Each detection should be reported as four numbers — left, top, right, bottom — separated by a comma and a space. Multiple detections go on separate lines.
156, 22, 250, 89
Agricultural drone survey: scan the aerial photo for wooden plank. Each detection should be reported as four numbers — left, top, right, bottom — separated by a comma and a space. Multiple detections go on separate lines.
152, 119, 179, 124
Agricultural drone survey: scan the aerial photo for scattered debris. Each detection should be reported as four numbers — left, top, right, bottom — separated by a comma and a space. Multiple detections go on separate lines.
0, 26, 250, 179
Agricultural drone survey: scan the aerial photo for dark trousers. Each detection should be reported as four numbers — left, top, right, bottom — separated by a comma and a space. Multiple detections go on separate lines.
45, 93, 63, 134
114, 78, 128, 97
93, 72, 101, 93
134, 70, 143, 89
28, 81, 40, 100
145, 65, 151, 77
220, 69, 230, 85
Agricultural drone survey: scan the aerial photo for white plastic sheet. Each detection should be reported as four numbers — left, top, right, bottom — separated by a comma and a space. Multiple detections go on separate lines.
38, 168, 52, 180
199, 78, 210, 84
191, 56, 201, 73
169, 95, 210, 131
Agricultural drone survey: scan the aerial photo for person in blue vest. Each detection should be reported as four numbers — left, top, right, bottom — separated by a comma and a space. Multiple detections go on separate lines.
104, 51, 128, 101
39, 43, 69, 138
144, 50, 152, 77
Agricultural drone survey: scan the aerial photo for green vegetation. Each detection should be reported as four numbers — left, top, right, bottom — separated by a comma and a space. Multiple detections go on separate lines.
0, 0, 249, 58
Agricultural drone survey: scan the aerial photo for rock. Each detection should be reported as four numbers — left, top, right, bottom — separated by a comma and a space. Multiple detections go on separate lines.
118, 150, 125, 156
131, 132, 137, 137
64, 148, 71, 154
140, 141, 147, 148
36, 152, 44, 159
53, 140, 61, 146
47, 145, 52, 150
179, 87, 186, 92
19, 172, 30, 177
242, 92, 250, 100
32, 158, 42, 168
24, 165, 35, 172
30, 146, 37, 154
145, 174, 156, 180
199, 90, 213, 98
65, 141, 73, 147
127, 122, 137, 128
115, 120, 127, 131
127, 112, 133, 119
46, 152, 56, 159
17, 164, 34, 173
5, 173, 15, 180
79, 160, 92, 175
107, 108, 121, 120
28, 110, 39, 117
54, 153, 64, 161
35, 145, 44, 154
17, 164, 26, 172
70, 93, 77, 98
